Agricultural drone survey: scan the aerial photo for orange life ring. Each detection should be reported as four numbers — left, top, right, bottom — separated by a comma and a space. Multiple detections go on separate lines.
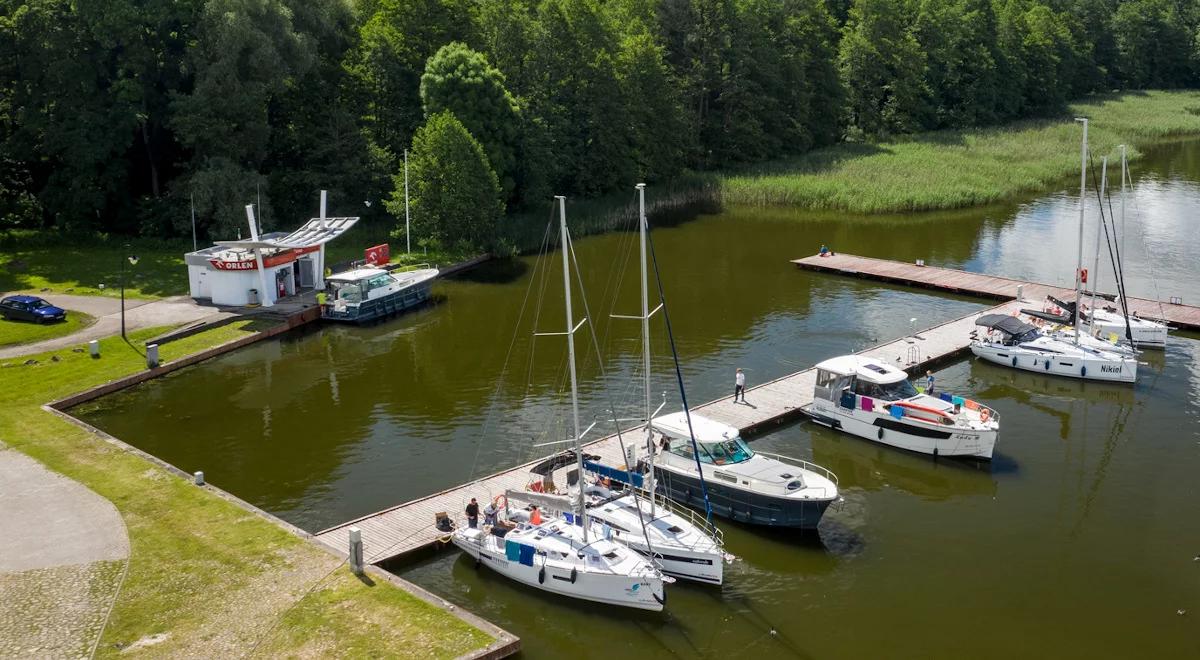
493, 494, 507, 510
529, 481, 544, 493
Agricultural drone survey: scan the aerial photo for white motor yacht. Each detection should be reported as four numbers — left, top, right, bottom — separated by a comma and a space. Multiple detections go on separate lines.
804, 355, 999, 459
970, 313, 1137, 383
651, 412, 839, 529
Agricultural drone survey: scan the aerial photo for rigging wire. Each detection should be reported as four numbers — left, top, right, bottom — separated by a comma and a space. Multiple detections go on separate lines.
1087, 154, 1135, 343
645, 216, 714, 521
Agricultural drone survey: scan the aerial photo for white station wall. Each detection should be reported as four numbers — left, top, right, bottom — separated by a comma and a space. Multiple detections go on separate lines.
189, 264, 291, 306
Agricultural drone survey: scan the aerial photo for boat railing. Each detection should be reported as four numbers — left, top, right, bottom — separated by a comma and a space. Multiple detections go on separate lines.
755, 452, 839, 497
387, 262, 433, 273
640, 487, 725, 549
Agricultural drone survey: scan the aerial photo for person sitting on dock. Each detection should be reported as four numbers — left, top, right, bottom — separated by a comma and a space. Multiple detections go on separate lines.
819, 244, 830, 257
465, 498, 480, 528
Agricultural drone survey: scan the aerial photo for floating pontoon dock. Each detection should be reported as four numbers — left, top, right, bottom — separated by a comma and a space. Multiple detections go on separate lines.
314, 253, 1200, 565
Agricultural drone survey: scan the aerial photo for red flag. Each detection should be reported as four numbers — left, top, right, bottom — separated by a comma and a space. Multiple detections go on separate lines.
365, 243, 390, 266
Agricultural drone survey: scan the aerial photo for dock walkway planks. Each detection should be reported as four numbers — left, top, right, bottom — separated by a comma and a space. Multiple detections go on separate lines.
792, 253, 1200, 330
313, 296, 1026, 564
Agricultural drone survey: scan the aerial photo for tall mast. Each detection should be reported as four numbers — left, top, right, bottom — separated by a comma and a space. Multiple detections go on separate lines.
557, 196, 588, 541
1090, 157, 1107, 318
636, 184, 655, 517
404, 149, 411, 254
1073, 118, 1088, 344
1120, 145, 1127, 267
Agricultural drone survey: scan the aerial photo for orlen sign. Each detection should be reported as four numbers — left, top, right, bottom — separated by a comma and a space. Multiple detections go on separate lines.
209, 245, 320, 271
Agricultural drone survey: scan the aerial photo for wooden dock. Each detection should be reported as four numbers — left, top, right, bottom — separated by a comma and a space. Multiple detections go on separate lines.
792, 253, 1200, 330
313, 296, 1025, 564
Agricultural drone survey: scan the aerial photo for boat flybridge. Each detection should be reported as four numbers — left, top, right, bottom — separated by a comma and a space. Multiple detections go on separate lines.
803, 355, 999, 459
970, 313, 1137, 383
451, 196, 667, 611
651, 411, 839, 529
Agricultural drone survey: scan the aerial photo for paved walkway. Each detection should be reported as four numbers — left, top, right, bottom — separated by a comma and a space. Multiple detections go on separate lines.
0, 443, 130, 657
0, 293, 228, 359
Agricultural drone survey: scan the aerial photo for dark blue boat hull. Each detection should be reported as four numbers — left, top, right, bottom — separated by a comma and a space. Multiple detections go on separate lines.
653, 467, 832, 529
323, 281, 433, 324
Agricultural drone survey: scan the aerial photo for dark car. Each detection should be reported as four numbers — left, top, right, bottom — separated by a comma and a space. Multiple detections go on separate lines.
0, 295, 67, 323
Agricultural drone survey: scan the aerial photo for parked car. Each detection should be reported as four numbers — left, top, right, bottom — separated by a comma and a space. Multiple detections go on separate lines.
0, 295, 67, 323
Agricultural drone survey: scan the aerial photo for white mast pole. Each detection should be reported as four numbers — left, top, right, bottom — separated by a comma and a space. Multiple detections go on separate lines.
636, 183, 654, 517
317, 190, 328, 291
190, 193, 197, 251
1073, 118, 1088, 344
1120, 145, 1127, 266
558, 196, 588, 541
1090, 157, 1107, 321
404, 149, 411, 254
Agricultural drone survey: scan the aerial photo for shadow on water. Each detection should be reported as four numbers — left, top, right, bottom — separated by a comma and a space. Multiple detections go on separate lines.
446, 257, 529, 284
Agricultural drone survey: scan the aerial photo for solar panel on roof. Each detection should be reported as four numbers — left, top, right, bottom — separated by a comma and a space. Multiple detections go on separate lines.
864, 363, 889, 374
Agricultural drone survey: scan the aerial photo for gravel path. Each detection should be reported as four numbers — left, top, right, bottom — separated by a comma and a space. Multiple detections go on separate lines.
0, 294, 227, 359
0, 444, 130, 658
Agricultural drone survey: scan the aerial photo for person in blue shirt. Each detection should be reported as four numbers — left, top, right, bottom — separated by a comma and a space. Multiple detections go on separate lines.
925, 370, 935, 395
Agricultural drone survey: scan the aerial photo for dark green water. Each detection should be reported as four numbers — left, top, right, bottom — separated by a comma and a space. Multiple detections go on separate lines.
76, 142, 1200, 658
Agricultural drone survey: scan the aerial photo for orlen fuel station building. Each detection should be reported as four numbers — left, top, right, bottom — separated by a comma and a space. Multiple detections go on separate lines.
184, 193, 358, 308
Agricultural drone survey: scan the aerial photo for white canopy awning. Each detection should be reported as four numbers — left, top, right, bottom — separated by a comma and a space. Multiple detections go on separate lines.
215, 216, 359, 250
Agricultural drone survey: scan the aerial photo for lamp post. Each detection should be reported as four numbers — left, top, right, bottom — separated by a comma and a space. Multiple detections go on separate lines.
120, 245, 139, 338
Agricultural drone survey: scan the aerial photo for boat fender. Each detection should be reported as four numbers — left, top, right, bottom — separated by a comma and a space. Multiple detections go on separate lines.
1081, 366, 1087, 378
933, 447, 939, 460
538, 567, 546, 584
570, 568, 577, 584
1045, 360, 1050, 371
877, 427, 884, 440
980, 408, 990, 423
1012, 356, 1018, 367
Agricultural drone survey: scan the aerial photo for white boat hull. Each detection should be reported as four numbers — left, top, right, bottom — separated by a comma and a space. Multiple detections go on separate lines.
970, 341, 1136, 383
808, 400, 996, 459
1083, 313, 1167, 349
604, 524, 722, 585
451, 528, 665, 611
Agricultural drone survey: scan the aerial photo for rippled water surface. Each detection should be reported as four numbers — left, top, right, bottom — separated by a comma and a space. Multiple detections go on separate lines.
77, 141, 1200, 658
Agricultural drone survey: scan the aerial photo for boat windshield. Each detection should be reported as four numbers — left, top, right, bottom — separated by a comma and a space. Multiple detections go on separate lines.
328, 281, 362, 303
852, 378, 918, 401
697, 437, 753, 466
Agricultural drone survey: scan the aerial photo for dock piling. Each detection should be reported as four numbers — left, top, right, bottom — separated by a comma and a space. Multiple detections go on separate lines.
349, 526, 364, 575
146, 343, 160, 369
193, 470, 204, 486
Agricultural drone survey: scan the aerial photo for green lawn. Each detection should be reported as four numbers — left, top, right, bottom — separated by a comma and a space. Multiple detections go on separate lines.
0, 323, 494, 658
0, 311, 94, 348
720, 90, 1200, 212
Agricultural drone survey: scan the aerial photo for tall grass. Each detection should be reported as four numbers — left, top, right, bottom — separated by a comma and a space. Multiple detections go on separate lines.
719, 90, 1200, 213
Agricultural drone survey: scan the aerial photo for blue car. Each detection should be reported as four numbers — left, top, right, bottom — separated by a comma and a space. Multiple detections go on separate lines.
0, 295, 67, 323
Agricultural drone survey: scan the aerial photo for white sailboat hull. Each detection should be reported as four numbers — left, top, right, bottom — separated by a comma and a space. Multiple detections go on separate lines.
1083, 311, 1168, 349
970, 341, 1137, 383
582, 494, 724, 585
808, 400, 996, 459
451, 528, 665, 611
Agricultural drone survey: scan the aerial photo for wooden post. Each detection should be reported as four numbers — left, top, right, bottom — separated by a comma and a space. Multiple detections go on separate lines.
348, 526, 363, 575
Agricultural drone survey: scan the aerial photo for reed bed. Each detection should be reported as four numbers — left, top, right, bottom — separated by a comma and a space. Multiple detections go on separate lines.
719, 90, 1200, 213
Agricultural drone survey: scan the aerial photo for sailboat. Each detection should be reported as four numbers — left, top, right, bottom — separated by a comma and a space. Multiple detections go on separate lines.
564, 184, 726, 585
971, 118, 1138, 383
450, 197, 668, 611
1078, 147, 1169, 349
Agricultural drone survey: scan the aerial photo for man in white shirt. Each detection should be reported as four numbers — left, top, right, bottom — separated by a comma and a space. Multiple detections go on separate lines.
734, 368, 746, 403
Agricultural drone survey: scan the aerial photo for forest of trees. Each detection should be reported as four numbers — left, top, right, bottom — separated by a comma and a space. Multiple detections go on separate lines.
3, 0, 1199, 251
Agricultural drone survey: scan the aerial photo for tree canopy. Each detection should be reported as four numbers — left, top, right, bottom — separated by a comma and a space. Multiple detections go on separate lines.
3, 0, 1200, 239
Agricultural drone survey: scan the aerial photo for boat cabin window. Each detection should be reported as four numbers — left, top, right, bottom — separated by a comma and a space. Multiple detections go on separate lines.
815, 369, 837, 387
365, 274, 393, 292
851, 378, 918, 401
667, 440, 694, 460
697, 437, 753, 466
328, 281, 362, 303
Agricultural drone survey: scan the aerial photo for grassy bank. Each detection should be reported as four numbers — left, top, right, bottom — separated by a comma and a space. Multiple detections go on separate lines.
0, 312, 94, 348
720, 90, 1200, 212
0, 324, 495, 658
